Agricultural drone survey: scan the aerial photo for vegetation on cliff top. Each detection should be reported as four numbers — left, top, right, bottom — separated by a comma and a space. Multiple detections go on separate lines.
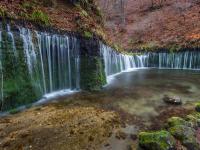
0, 0, 199, 52
0, 0, 107, 43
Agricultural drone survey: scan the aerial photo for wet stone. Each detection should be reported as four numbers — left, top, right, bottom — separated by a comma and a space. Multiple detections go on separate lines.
163, 95, 182, 105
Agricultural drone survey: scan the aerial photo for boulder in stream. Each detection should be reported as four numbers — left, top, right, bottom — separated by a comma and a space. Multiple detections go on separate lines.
163, 95, 182, 105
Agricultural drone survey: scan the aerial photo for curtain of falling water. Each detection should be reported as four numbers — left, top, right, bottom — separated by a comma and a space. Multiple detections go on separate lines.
1, 23, 200, 111
101, 44, 200, 77
19, 27, 80, 94
0, 25, 80, 111
100, 44, 148, 76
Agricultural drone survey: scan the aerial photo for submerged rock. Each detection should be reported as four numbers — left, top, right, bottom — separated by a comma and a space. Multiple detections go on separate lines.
163, 95, 182, 105
169, 125, 200, 150
139, 130, 176, 150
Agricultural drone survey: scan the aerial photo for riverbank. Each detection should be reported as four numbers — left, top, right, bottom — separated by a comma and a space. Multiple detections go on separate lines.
0, 103, 121, 150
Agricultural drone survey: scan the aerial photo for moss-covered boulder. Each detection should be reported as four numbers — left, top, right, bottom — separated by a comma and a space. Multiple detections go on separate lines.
167, 117, 190, 128
139, 130, 176, 150
169, 125, 200, 150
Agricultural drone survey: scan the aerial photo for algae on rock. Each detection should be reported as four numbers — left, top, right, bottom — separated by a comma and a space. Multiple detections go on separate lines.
139, 130, 176, 150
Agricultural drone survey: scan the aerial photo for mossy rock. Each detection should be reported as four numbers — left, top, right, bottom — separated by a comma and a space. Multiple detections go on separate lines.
195, 102, 200, 112
169, 125, 200, 150
167, 117, 190, 128
139, 130, 176, 150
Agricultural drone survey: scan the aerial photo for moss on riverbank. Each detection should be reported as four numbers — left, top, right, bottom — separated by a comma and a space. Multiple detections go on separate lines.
138, 103, 200, 150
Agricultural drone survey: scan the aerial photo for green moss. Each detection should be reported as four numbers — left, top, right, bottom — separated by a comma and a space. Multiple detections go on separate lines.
188, 112, 200, 120
167, 117, 190, 128
169, 44, 182, 53
21, 1, 35, 10
80, 57, 106, 91
83, 31, 93, 38
185, 113, 200, 128
9, 108, 21, 114
1, 28, 38, 111
195, 102, 200, 112
31, 10, 50, 26
140, 41, 159, 51
0, 6, 7, 17
169, 125, 199, 149
112, 44, 124, 52
139, 130, 176, 150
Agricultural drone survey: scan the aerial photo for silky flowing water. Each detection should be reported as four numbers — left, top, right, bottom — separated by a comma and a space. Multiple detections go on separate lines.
60, 68, 200, 150
63, 68, 200, 121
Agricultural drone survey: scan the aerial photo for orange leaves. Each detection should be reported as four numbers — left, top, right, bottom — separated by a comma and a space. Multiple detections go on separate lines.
188, 33, 200, 40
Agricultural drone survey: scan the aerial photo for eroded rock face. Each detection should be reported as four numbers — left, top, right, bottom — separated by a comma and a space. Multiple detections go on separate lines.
139, 130, 176, 150
163, 95, 182, 105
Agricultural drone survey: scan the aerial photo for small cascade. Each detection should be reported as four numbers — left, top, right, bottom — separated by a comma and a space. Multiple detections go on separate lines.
100, 44, 146, 76
147, 52, 200, 69
101, 44, 200, 78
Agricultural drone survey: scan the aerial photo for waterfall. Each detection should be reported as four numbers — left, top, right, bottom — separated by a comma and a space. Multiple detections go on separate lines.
19, 28, 80, 94
146, 52, 200, 69
7, 25, 17, 58
0, 24, 81, 111
100, 44, 146, 76
1, 22, 200, 111
101, 44, 200, 78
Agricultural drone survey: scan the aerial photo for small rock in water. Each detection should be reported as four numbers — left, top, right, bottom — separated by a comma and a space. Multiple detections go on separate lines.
163, 95, 182, 105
